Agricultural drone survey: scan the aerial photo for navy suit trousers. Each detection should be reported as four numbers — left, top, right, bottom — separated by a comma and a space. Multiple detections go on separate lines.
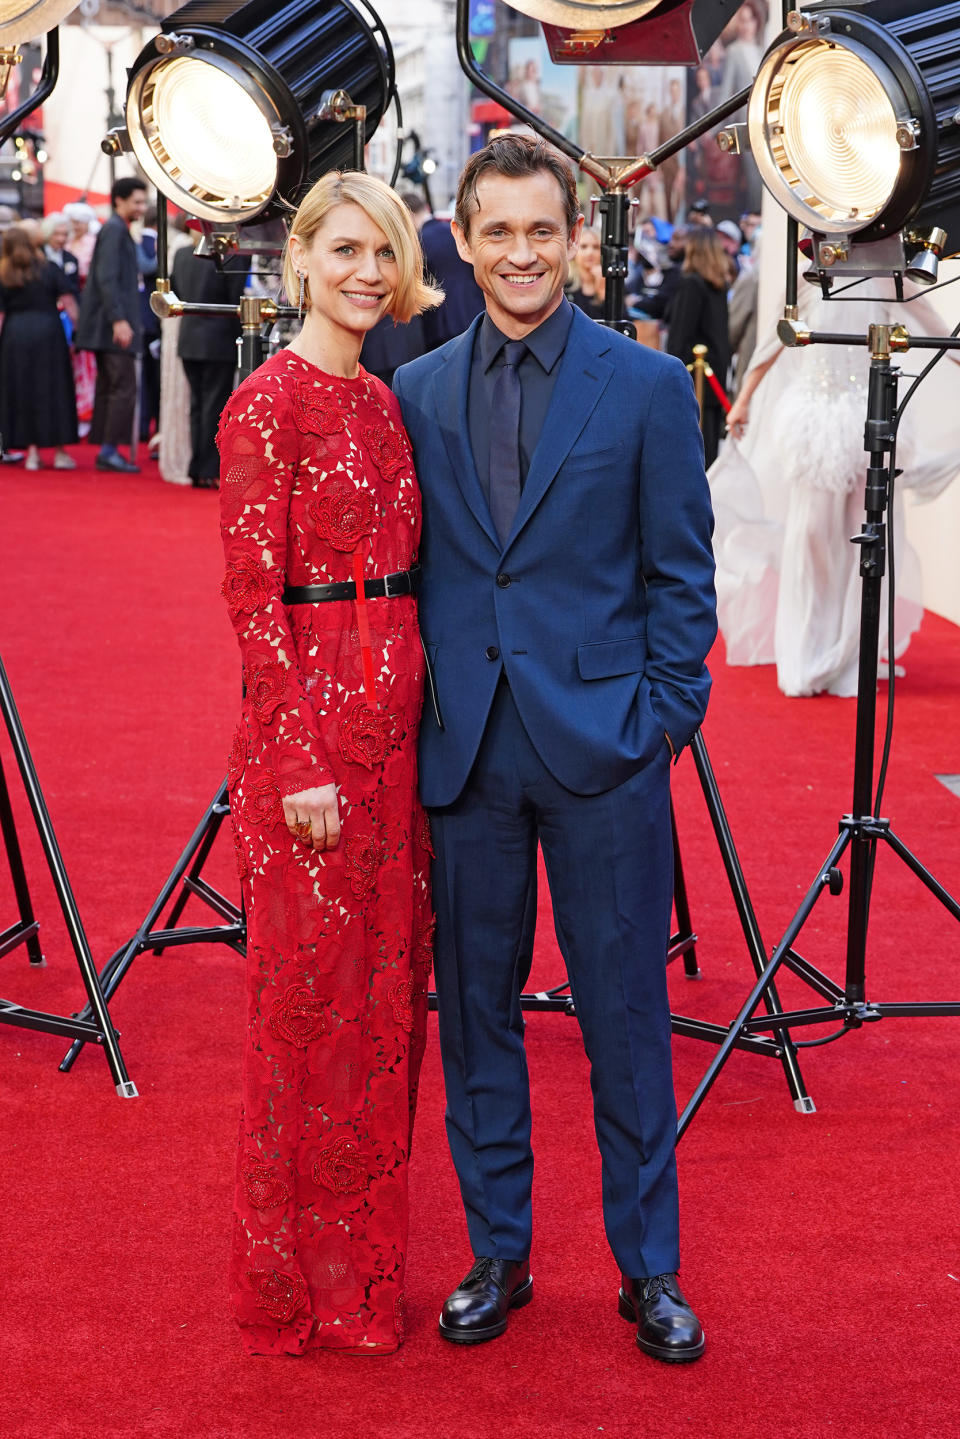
429, 681, 680, 1279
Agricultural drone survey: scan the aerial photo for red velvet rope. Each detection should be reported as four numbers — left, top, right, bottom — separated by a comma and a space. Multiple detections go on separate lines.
705, 367, 732, 413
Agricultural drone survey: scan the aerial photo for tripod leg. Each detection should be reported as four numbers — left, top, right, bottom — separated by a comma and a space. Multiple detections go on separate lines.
677, 825, 850, 1138
0, 751, 45, 965
670, 800, 700, 977
882, 828, 960, 919
688, 730, 815, 1114
0, 654, 136, 1095
59, 781, 234, 1072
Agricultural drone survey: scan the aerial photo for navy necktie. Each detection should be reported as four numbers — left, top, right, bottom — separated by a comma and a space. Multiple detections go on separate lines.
488, 340, 527, 545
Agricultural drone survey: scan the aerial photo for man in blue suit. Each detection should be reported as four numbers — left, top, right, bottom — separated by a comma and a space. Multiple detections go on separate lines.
393, 135, 716, 1363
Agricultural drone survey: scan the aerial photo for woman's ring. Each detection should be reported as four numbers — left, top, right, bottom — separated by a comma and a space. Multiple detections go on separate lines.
294, 819, 312, 839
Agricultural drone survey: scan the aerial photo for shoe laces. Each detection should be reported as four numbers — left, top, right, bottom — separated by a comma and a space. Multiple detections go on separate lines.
639, 1274, 677, 1303
465, 1256, 495, 1285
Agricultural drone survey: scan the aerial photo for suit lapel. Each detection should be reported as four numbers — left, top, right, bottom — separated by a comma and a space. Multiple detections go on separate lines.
432, 317, 500, 549
505, 309, 615, 549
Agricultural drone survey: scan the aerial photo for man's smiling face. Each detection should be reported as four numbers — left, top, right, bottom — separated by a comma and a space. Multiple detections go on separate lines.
452, 169, 583, 339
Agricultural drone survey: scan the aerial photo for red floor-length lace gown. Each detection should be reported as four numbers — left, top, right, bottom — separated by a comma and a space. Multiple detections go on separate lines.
218, 350, 433, 1355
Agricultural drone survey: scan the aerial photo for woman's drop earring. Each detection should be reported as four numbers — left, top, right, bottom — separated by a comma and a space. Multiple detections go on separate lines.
297, 271, 305, 320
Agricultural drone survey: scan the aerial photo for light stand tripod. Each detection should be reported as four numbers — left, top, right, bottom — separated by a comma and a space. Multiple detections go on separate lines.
677, 319, 960, 1139
456, 0, 815, 1117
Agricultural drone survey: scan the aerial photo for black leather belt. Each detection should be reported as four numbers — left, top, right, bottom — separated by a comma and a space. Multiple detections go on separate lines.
283, 565, 420, 604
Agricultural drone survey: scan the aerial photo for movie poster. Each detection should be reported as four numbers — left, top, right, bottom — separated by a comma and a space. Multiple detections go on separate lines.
577, 66, 688, 221
506, 34, 578, 143
685, 0, 768, 222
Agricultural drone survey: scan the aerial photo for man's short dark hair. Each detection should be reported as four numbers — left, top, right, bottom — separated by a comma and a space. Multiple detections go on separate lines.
111, 176, 147, 207
455, 134, 580, 238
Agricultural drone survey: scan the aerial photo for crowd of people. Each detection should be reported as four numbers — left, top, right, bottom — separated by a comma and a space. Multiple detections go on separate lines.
0, 174, 759, 483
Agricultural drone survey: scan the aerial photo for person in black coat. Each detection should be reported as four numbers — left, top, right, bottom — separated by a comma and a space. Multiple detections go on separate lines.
171, 237, 249, 487
0, 225, 78, 469
665, 227, 733, 467
75, 176, 147, 473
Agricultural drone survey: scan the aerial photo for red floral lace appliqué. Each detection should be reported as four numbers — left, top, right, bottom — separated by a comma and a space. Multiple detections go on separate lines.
248, 1268, 308, 1325
242, 1155, 293, 1210
309, 484, 378, 553
344, 835, 387, 900
292, 381, 347, 439
338, 701, 396, 769
362, 424, 407, 482
313, 1134, 370, 1194
388, 977, 415, 1034
223, 552, 272, 617
241, 772, 284, 830
268, 983, 328, 1046
247, 660, 287, 725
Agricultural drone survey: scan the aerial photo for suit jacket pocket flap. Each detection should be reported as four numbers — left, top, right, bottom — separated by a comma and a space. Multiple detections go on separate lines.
577, 635, 646, 680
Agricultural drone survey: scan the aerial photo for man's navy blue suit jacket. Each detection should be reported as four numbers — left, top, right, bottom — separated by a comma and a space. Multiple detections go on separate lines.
393, 304, 718, 809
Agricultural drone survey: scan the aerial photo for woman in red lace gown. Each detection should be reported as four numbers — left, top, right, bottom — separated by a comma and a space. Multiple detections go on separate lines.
217, 172, 441, 1356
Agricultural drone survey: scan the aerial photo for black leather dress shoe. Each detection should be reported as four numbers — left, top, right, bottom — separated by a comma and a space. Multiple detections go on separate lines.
438, 1257, 532, 1344
95, 454, 140, 474
619, 1273, 705, 1363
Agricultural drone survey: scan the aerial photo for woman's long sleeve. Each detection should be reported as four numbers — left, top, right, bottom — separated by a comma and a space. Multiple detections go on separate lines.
218, 386, 334, 796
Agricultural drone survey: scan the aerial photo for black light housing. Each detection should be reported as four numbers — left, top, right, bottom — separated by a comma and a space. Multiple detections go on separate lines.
747, 2, 960, 251
124, 0, 393, 225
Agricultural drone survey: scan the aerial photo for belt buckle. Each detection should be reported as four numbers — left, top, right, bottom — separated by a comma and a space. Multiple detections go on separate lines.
383, 571, 406, 598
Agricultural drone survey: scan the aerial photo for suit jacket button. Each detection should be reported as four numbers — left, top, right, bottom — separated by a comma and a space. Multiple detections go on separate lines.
496, 573, 511, 588
485, 645, 500, 661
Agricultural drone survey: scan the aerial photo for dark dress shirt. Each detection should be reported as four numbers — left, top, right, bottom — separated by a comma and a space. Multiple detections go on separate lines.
468, 298, 574, 510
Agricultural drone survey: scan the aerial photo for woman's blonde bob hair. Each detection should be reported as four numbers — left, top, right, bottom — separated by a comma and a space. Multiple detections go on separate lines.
283, 171, 442, 324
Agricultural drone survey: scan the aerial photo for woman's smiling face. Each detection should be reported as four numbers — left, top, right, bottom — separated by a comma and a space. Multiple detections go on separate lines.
290, 201, 398, 336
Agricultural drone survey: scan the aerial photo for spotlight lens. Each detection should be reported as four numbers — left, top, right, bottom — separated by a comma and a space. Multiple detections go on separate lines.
750, 36, 905, 232
129, 55, 279, 222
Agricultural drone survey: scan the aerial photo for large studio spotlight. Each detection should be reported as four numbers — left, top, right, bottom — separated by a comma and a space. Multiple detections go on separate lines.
747, 2, 960, 272
123, 0, 393, 225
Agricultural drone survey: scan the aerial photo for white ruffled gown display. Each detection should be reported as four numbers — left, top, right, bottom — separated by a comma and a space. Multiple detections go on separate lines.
709, 284, 960, 696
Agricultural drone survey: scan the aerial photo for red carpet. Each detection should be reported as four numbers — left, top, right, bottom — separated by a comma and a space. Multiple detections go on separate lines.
1, 449, 959, 1438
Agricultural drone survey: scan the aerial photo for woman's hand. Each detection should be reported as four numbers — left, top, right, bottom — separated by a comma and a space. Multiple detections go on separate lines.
283, 784, 341, 852
726, 390, 750, 440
